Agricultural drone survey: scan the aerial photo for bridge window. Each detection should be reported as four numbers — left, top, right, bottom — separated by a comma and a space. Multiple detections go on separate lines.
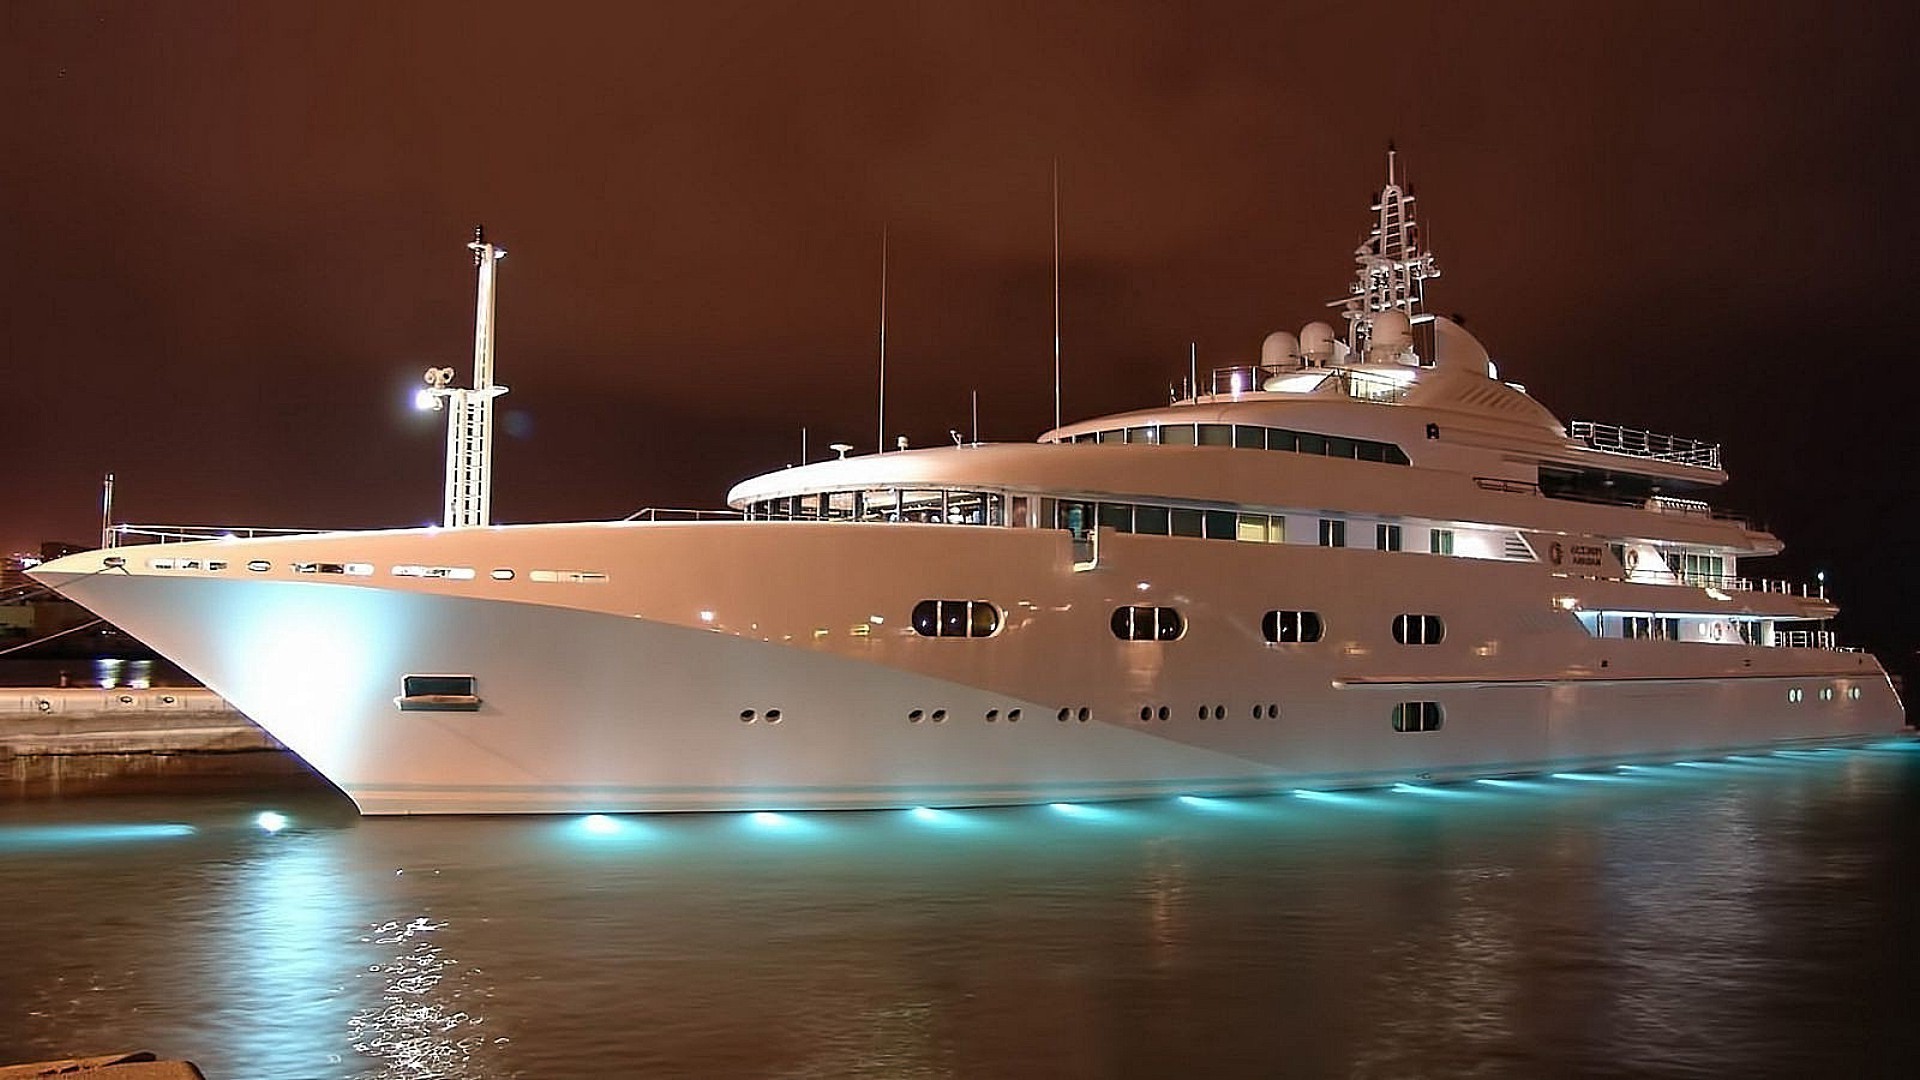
911, 600, 1001, 638
1262, 610, 1324, 643
1392, 614, 1445, 645
1112, 606, 1185, 641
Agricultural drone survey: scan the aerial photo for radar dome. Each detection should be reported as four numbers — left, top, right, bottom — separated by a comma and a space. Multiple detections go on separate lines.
1260, 331, 1302, 368
1300, 321, 1337, 366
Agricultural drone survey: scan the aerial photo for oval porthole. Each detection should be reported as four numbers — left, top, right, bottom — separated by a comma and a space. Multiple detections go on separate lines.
765, 709, 782, 723
247, 560, 271, 572
1008, 709, 1021, 722
909, 709, 924, 723
931, 709, 947, 723
491, 568, 515, 581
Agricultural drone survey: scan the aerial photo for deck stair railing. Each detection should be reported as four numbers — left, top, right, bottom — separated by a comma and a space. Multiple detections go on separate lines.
1569, 420, 1722, 469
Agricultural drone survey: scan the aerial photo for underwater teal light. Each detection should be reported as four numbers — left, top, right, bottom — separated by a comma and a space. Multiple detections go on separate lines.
256, 811, 289, 833
581, 814, 620, 835
750, 811, 792, 828
0, 823, 197, 850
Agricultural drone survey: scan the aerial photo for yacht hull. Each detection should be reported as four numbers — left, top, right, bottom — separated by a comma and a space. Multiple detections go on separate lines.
32, 525, 1906, 814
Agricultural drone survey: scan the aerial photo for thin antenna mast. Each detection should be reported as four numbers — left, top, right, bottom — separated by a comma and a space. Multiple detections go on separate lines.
878, 227, 889, 454
1052, 160, 1062, 430
970, 389, 978, 446
100, 473, 114, 549
1189, 343, 1197, 401
419, 227, 510, 528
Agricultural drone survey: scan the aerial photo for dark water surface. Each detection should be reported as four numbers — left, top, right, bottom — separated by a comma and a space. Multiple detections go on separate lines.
3, 745, 1917, 1079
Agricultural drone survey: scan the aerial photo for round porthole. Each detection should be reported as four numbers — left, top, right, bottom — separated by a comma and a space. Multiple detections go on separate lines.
740, 710, 756, 722
1077, 707, 1091, 722
1156, 706, 1170, 722
909, 709, 924, 722
765, 709, 782, 723
931, 709, 947, 723
1008, 709, 1021, 722
1212, 705, 1225, 720
1140, 706, 1152, 722
1057, 708, 1070, 722
986, 709, 999, 722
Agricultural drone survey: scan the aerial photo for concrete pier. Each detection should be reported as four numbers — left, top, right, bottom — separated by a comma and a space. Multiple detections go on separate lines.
1, 686, 300, 790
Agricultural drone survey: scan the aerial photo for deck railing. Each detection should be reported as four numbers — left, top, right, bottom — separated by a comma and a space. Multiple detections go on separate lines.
621, 507, 746, 523
1568, 420, 1722, 470
106, 524, 327, 548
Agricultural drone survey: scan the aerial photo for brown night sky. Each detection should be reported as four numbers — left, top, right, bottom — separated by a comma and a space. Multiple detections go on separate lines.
4, 2, 1917, 675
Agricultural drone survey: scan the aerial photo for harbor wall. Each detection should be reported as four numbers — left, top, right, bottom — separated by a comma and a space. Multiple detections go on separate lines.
0, 687, 302, 791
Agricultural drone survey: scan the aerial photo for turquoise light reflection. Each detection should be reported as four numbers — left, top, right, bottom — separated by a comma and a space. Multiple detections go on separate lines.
0, 823, 197, 850
1475, 778, 1549, 791
256, 811, 290, 833
1550, 772, 1634, 784
905, 806, 975, 829
1391, 782, 1479, 800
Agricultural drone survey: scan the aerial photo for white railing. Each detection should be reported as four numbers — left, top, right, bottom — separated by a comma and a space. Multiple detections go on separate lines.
1568, 420, 1722, 469
621, 507, 745, 523
107, 524, 326, 548
1771, 629, 1846, 650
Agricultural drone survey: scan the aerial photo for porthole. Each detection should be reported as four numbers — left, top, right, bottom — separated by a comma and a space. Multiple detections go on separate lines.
1212, 705, 1225, 720
491, 568, 516, 581
1157, 705, 1170, 722
910, 709, 925, 722
1111, 605, 1185, 641
247, 560, 270, 572
1197, 705, 1209, 720
1849, 687, 1862, 700
1392, 614, 1446, 645
912, 599, 1002, 637
1818, 687, 1834, 702
1139, 706, 1153, 722
1391, 701, 1444, 732
1268, 702, 1279, 718
986, 709, 1000, 722
1788, 688, 1803, 703
765, 709, 783, 723
1057, 707, 1070, 722
1077, 707, 1091, 722
931, 709, 947, 723
1263, 610, 1324, 643
740, 709, 756, 722
1008, 709, 1021, 722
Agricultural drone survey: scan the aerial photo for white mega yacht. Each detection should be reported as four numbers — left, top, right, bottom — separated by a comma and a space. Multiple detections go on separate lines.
32, 158, 1905, 814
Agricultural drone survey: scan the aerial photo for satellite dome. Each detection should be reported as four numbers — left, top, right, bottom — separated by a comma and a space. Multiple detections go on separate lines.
1260, 331, 1302, 368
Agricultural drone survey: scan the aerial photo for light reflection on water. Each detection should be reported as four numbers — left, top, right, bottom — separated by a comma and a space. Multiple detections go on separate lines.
0, 743, 1917, 1079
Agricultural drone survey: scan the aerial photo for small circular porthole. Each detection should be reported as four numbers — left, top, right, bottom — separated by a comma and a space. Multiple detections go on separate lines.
740, 710, 756, 722
1212, 705, 1225, 720
1008, 709, 1021, 722
1076, 707, 1091, 723
985, 709, 999, 722
1156, 706, 1170, 722
909, 709, 924, 723
1139, 706, 1152, 722
1197, 706, 1209, 720
765, 709, 782, 723
931, 709, 947, 723
1057, 707, 1070, 723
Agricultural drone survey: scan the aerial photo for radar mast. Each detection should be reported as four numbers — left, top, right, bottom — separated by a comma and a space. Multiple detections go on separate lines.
1332, 145, 1441, 361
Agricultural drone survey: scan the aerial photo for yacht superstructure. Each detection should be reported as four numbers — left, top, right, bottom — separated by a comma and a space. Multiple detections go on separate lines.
31, 155, 1904, 814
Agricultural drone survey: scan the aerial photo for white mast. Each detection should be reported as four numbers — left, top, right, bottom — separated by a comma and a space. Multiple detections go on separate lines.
419, 227, 509, 528
1052, 159, 1062, 430
1332, 143, 1441, 358
877, 227, 888, 454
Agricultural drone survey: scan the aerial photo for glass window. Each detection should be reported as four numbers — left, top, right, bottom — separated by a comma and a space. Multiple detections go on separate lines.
1383, 445, 1411, 466
1171, 509, 1204, 538
913, 599, 1001, 638
1126, 425, 1158, 444
1326, 436, 1357, 459
1392, 614, 1445, 645
1134, 505, 1170, 535
1319, 519, 1346, 547
1391, 701, 1444, 732
1111, 606, 1184, 641
1204, 509, 1238, 540
1234, 425, 1266, 449
1377, 524, 1402, 551
1161, 423, 1196, 446
1356, 441, 1386, 462
1262, 610, 1324, 643
1098, 502, 1133, 533
1430, 528, 1455, 555
1095, 429, 1120, 444
1237, 514, 1270, 543
1198, 424, 1232, 447
1267, 428, 1299, 452
1298, 432, 1327, 455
